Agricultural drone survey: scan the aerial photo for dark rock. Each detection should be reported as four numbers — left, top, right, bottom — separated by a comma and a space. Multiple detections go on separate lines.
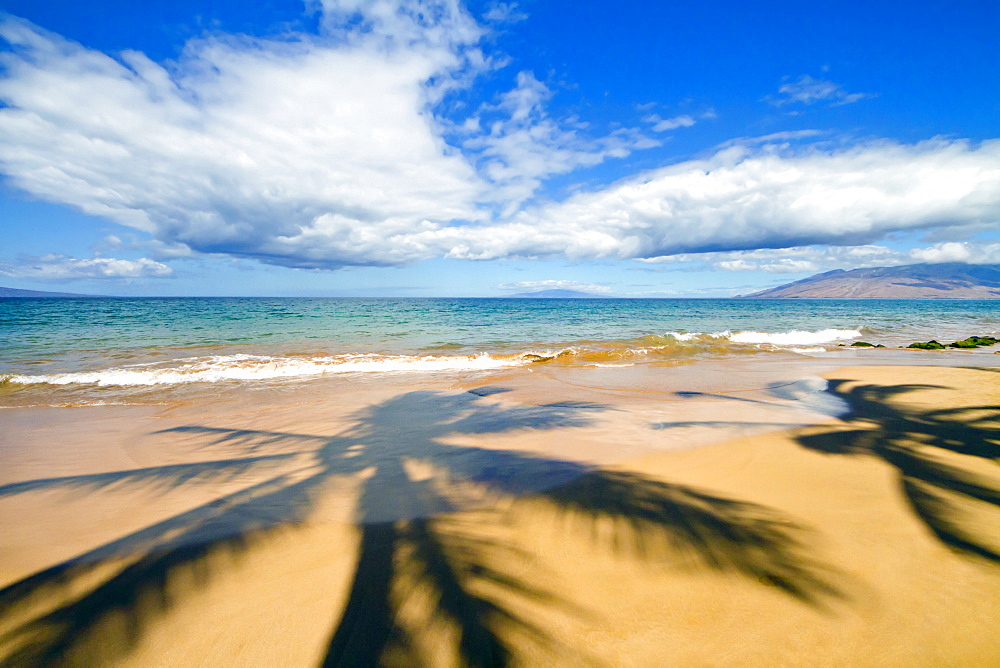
948, 335, 999, 348
907, 341, 946, 350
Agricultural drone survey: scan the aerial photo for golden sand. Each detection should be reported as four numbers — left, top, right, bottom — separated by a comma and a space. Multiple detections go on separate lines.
1, 365, 998, 666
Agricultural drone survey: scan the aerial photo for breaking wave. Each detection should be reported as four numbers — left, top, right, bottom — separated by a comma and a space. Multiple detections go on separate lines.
726, 328, 862, 345
665, 328, 862, 346
2, 353, 525, 387
0, 328, 865, 387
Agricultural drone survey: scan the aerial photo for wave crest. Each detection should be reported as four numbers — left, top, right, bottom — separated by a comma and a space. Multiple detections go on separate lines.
727, 328, 862, 345
2, 353, 523, 387
663, 328, 861, 346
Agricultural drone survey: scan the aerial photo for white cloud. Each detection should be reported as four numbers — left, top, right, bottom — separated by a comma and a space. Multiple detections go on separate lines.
770, 75, 874, 107
312, 0, 483, 52
714, 259, 758, 272
461, 71, 658, 213
0, 255, 172, 279
100, 234, 195, 259
908, 242, 972, 264
0, 7, 998, 274
476, 139, 1000, 261
497, 279, 611, 293
715, 130, 826, 149
759, 259, 819, 274
0, 5, 657, 268
907, 241, 1000, 264
0, 9, 487, 268
697, 246, 886, 272
715, 258, 818, 274
642, 114, 696, 132
642, 240, 1000, 275
482, 2, 527, 23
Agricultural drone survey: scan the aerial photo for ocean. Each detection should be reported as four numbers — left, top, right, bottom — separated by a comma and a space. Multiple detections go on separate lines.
2, 297, 998, 408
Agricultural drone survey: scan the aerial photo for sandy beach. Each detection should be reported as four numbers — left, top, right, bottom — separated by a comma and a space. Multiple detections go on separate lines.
1, 362, 999, 666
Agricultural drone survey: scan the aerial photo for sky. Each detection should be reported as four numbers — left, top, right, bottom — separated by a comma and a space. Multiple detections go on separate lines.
0, 0, 998, 297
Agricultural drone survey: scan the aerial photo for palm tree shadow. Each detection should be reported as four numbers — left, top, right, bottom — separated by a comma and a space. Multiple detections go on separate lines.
1, 388, 844, 666
795, 379, 1000, 564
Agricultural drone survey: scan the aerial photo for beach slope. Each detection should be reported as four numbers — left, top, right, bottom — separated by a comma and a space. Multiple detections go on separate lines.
0, 365, 998, 665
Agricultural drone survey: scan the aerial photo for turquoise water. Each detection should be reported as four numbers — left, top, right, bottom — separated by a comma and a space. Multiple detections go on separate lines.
1, 297, 998, 387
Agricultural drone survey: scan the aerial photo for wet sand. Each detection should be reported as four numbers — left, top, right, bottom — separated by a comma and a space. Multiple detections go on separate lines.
1, 362, 999, 665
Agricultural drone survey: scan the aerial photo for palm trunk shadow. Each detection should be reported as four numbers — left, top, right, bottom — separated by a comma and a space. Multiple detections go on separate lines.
322, 517, 539, 668
322, 523, 403, 667
321, 456, 566, 667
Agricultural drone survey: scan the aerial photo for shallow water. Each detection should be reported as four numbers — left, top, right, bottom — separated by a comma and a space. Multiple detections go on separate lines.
1, 297, 998, 407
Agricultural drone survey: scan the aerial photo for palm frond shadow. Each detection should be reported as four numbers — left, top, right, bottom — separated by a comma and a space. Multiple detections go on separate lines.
0, 454, 301, 499
795, 379, 1000, 564
1, 388, 842, 666
538, 471, 841, 606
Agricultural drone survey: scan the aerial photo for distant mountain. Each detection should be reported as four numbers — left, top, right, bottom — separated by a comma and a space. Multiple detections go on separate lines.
740, 263, 1000, 299
504, 289, 607, 298
0, 286, 104, 298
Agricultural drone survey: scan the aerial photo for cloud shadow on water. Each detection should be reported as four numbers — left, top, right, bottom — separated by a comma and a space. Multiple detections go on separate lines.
0, 388, 844, 666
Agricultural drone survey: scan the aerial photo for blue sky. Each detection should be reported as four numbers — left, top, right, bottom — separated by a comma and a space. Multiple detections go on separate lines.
0, 0, 997, 296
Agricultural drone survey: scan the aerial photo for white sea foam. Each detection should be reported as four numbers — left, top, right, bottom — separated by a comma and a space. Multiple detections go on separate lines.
2, 353, 524, 387
727, 328, 862, 345
664, 328, 862, 346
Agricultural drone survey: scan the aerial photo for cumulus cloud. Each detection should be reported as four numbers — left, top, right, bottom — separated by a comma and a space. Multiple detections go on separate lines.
477, 139, 1000, 261
0, 255, 173, 279
908, 241, 1000, 264
497, 279, 611, 293
1, 5, 998, 273
0, 4, 658, 268
0, 9, 487, 268
770, 75, 874, 107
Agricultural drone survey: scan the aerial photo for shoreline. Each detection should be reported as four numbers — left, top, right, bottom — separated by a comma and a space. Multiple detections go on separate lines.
1, 361, 998, 664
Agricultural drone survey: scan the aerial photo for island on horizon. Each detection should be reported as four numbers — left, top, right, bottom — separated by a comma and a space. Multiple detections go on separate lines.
740, 263, 1000, 299
0, 286, 105, 298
